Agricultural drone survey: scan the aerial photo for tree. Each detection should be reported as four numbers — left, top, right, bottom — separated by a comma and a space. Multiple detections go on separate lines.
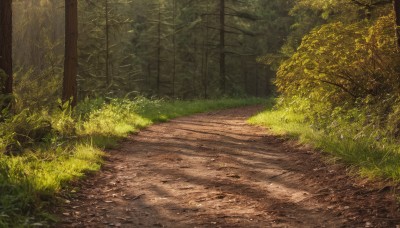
78, 0, 137, 98
63, 0, 78, 107
171, 0, 177, 97
156, 0, 162, 96
394, 0, 400, 49
219, 0, 226, 94
0, 0, 13, 109
130, 0, 284, 98
105, 0, 111, 86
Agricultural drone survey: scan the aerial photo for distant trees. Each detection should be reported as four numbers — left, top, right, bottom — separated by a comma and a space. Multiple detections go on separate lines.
8, 0, 293, 110
127, 0, 284, 98
78, 0, 137, 97
63, 0, 78, 107
0, 0, 13, 109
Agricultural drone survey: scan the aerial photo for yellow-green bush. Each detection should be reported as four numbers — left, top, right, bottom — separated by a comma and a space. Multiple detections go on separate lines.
275, 13, 400, 134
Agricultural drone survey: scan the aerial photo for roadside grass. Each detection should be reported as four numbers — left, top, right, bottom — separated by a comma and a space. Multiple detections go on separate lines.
249, 101, 400, 183
0, 97, 266, 227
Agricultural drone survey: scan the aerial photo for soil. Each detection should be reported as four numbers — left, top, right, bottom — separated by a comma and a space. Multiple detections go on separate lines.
57, 106, 400, 227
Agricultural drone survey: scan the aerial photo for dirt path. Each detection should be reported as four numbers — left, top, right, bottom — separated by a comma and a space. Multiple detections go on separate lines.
58, 106, 400, 227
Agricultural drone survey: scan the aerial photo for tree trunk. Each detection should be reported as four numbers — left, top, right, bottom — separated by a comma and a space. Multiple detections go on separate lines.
265, 67, 272, 96
255, 65, 259, 97
201, 0, 210, 99
105, 0, 111, 87
0, 0, 13, 109
219, 0, 225, 94
172, 0, 176, 98
63, 0, 78, 107
157, 1, 161, 97
394, 0, 400, 49
244, 63, 248, 95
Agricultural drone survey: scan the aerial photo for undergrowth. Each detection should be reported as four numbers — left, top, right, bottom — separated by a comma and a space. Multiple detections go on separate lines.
0, 97, 265, 227
249, 98, 400, 183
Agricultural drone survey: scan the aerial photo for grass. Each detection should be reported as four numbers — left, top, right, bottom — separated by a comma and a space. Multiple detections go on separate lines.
249, 99, 400, 183
0, 97, 266, 227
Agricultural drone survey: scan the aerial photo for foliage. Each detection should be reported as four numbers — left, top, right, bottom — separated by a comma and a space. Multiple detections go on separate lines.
253, 7, 400, 185
276, 13, 400, 130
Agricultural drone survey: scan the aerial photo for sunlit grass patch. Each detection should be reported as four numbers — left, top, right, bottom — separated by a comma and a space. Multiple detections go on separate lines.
249, 105, 400, 183
0, 144, 103, 226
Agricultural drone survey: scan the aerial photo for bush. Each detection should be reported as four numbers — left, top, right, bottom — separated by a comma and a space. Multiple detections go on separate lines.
275, 13, 400, 138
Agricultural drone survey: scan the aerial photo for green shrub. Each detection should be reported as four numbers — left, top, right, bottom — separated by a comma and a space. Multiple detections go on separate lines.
275, 14, 400, 130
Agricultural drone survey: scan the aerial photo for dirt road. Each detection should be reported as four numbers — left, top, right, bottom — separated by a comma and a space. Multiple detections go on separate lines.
58, 106, 400, 227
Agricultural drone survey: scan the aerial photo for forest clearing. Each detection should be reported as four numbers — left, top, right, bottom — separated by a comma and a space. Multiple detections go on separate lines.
3, 0, 400, 227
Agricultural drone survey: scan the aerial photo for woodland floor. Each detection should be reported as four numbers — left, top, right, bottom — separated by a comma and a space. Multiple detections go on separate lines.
57, 106, 400, 227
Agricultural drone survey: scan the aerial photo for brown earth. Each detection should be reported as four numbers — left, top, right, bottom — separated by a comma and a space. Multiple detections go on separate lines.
57, 106, 400, 227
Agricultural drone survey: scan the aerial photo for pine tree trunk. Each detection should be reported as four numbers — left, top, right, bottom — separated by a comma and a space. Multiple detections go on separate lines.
255, 64, 259, 97
157, 1, 161, 97
172, 0, 176, 98
394, 0, 400, 50
219, 0, 225, 95
0, 0, 13, 108
105, 0, 111, 87
201, 0, 210, 99
63, 0, 78, 107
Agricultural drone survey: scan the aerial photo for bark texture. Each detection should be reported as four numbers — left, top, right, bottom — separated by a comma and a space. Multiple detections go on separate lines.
394, 0, 400, 49
63, 0, 78, 107
0, 0, 13, 99
219, 0, 226, 94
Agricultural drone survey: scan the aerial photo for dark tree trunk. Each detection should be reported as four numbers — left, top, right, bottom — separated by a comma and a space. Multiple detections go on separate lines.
105, 0, 111, 87
244, 63, 248, 95
201, 0, 210, 99
219, 0, 226, 94
147, 63, 151, 93
0, 0, 13, 108
394, 0, 400, 49
265, 67, 272, 96
63, 0, 78, 107
255, 65, 259, 97
172, 0, 176, 98
157, 1, 161, 97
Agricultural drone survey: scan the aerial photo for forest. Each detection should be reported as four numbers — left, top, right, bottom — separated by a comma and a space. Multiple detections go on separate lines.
2, 0, 400, 227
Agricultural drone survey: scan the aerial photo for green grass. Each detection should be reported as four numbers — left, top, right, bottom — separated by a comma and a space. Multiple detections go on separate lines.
249, 101, 400, 183
0, 97, 266, 227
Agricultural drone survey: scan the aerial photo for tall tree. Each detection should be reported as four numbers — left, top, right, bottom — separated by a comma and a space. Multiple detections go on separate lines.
157, 0, 162, 97
201, 0, 211, 99
219, 0, 226, 94
171, 0, 177, 97
394, 0, 400, 49
63, 0, 78, 107
105, 0, 111, 87
0, 0, 13, 109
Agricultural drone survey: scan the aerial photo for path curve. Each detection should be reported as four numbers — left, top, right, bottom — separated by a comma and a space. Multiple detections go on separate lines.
58, 106, 400, 227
